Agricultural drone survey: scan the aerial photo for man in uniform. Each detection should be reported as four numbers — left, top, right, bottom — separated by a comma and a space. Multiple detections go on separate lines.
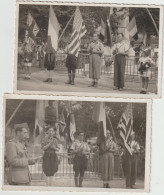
87, 33, 104, 88
5, 126, 38, 185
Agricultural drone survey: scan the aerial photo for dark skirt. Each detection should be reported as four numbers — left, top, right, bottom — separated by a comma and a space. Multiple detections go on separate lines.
44, 53, 55, 71
42, 149, 58, 176
73, 154, 88, 172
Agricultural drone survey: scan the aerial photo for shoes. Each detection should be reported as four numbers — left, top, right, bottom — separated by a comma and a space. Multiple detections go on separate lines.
44, 78, 49, 82
119, 88, 123, 91
48, 78, 52, 83
44, 78, 52, 83
88, 81, 95, 87
103, 183, 110, 188
94, 82, 98, 88
113, 86, 118, 90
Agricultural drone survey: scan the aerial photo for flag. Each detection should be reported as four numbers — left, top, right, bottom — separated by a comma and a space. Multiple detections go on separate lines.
70, 113, 76, 141
47, 6, 61, 54
92, 102, 106, 146
58, 111, 66, 133
118, 103, 134, 155
34, 100, 58, 143
106, 17, 112, 47
143, 31, 147, 45
68, 7, 87, 57
25, 12, 39, 47
99, 19, 106, 42
127, 16, 138, 41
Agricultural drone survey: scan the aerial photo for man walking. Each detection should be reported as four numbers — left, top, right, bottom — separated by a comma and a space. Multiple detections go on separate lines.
5, 126, 38, 185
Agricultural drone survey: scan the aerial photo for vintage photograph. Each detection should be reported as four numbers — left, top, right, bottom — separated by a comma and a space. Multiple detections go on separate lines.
14, 2, 163, 97
2, 95, 151, 192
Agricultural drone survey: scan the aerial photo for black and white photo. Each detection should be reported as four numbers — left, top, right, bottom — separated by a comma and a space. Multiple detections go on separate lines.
2, 94, 151, 192
14, 2, 163, 97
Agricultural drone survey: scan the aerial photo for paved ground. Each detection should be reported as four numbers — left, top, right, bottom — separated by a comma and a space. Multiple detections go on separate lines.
30, 177, 144, 189
17, 68, 157, 94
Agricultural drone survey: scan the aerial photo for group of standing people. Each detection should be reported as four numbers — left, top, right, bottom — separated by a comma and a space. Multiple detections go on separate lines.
5, 120, 141, 189
18, 31, 155, 94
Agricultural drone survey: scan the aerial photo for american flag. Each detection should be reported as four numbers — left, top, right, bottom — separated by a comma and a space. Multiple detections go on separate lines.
68, 7, 87, 57
118, 103, 134, 155
25, 12, 39, 47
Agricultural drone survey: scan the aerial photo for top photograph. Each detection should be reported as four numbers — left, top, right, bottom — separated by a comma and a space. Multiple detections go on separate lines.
14, 2, 163, 98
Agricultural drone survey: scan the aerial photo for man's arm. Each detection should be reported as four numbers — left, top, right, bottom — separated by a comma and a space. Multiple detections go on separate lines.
6, 142, 28, 168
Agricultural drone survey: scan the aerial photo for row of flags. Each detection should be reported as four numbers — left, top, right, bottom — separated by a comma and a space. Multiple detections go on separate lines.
25, 5, 145, 57
92, 102, 134, 155
25, 6, 86, 56
34, 100, 76, 145
34, 99, 135, 155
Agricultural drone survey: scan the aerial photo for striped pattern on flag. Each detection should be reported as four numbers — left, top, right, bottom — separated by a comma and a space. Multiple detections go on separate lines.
127, 16, 137, 37
118, 103, 134, 155
68, 7, 87, 57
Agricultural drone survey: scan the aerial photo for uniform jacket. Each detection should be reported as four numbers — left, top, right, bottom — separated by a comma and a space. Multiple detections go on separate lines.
5, 139, 33, 185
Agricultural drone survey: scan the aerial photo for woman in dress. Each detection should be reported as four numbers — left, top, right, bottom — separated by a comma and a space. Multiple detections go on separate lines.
41, 126, 60, 186
70, 132, 90, 187
99, 130, 117, 188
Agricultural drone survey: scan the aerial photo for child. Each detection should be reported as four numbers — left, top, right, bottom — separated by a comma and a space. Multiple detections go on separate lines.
23, 42, 34, 79
138, 49, 154, 94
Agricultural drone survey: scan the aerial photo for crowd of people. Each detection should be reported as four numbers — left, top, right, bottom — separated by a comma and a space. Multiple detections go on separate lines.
5, 101, 144, 188
18, 31, 157, 94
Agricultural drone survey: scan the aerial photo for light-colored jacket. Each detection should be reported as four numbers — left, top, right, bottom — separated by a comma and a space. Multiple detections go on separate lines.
5, 139, 33, 185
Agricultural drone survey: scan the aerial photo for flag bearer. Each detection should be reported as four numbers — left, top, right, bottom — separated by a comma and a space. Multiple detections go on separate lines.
70, 131, 90, 187
87, 33, 104, 88
99, 130, 117, 188
65, 45, 78, 85
121, 132, 140, 189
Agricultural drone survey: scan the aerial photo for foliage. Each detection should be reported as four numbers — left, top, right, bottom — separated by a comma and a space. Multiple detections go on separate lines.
5, 100, 146, 147
18, 4, 159, 45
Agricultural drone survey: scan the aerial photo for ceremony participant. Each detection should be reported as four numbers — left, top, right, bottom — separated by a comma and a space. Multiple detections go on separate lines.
45, 100, 58, 126
99, 130, 117, 188
138, 48, 154, 94
110, 8, 119, 41
70, 131, 90, 187
87, 33, 104, 88
121, 132, 140, 189
65, 45, 77, 85
23, 42, 34, 79
112, 33, 130, 90
5, 126, 38, 185
38, 45, 45, 70
44, 46, 56, 83
41, 126, 60, 186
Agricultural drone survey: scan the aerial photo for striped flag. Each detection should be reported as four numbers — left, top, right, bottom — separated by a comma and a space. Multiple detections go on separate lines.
25, 12, 39, 47
118, 103, 134, 155
127, 16, 138, 41
47, 6, 61, 53
99, 19, 106, 42
92, 102, 107, 146
68, 7, 87, 57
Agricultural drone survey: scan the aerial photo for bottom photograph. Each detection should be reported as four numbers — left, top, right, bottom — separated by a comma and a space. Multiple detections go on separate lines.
2, 95, 151, 192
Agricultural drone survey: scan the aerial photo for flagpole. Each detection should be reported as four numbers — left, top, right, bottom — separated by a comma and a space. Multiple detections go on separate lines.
6, 100, 24, 128
58, 13, 75, 44
106, 113, 117, 143
146, 8, 159, 35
